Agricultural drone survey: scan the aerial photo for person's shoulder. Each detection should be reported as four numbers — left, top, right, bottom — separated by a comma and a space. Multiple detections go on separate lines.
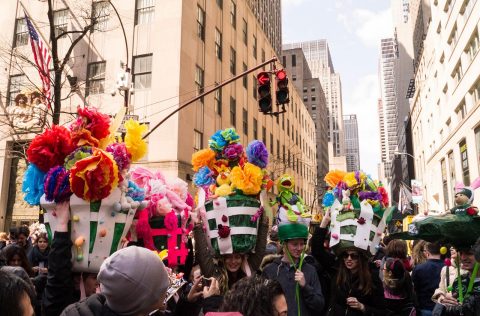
60, 294, 107, 316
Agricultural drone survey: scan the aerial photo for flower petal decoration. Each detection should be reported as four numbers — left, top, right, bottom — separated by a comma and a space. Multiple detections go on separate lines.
164, 210, 178, 231
70, 106, 111, 140
377, 186, 389, 207
27, 125, 76, 172
222, 143, 243, 161
22, 164, 46, 206
64, 146, 93, 170
124, 119, 148, 162
324, 170, 347, 188
191, 148, 216, 172
106, 142, 132, 171
44, 166, 73, 203
220, 128, 240, 143
70, 148, 119, 201
71, 128, 100, 147
193, 166, 215, 187
246, 140, 269, 168
322, 191, 335, 207
208, 130, 228, 152
230, 162, 263, 195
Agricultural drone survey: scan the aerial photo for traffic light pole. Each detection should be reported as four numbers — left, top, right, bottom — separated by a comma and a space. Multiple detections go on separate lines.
143, 57, 278, 139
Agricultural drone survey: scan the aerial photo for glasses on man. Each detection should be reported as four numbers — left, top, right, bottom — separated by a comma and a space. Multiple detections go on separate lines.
342, 252, 359, 260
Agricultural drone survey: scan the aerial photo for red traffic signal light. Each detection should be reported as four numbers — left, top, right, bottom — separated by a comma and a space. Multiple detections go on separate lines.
275, 69, 289, 105
257, 72, 272, 113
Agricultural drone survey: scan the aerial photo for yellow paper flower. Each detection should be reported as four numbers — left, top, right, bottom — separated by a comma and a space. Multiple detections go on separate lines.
192, 148, 216, 172
343, 172, 358, 188
124, 119, 148, 162
324, 170, 347, 187
230, 162, 263, 195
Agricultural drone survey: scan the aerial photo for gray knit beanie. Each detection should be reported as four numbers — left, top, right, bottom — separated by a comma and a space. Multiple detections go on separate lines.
98, 246, 170, 315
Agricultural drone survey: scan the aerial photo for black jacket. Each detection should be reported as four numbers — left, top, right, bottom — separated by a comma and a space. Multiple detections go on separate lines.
28, 245, 50, 270
443, 294, 480, 316
263, 257, 325, 316
43, 232, 78, 316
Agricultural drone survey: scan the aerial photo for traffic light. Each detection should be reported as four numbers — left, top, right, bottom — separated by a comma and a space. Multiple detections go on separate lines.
257, 71, 272, 113
275, 69, 289, 105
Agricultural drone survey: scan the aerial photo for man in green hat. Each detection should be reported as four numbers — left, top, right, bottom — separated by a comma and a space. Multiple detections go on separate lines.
262, 223, 324, 316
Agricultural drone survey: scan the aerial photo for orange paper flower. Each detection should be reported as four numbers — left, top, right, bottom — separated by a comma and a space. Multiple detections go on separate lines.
191, 148, 216, 172
324, 170, 347, 188
230, 162, 263, 195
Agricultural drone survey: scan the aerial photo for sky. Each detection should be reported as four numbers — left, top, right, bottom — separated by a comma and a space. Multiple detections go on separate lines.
282, 0, 394, 178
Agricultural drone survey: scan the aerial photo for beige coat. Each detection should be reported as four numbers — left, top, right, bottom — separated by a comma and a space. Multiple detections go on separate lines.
432, 263, 467, 302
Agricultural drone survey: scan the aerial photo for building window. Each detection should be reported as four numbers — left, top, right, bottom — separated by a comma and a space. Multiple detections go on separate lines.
14, 18, 28, 47
195, 65, 205, 95
215, 28, 222, 60
441, 158, 449, 210
312, 105, 316, 111
448, 150, 456, 207
472, 80, 480, 105
288, 150, 291, 167
282, 115, 285, 130
283, 145, 286, 163
242, 63, 248, 88
311, 95, 316, 101
242, 18, 248, 45
86, 61, 106, 96
291, 54, 296, 67
230, 47, 236, 75
448, 24, 458, 47
197, 6, 205, 41
242, 108, 248, 135
230, 1, 236, 29
194, 130, 203, 152
133, 54, 153, 89
270, 133, 273, 153
215, 87, 222, 116
452, 62, 463, 85
253, 118, 258, 139
292, 75, 297, 81
261, 49, 265, 63
230, 97, 236, 126
460, 139, 470, 185
311, 87, 315, 92
461, 0, 475, 17
7, 74, 26, 106
455, 100, 467, 121
283, 56, 287, 67
92, 1, 110, 32
303, 96, 308, 102
475, 126, 480, 172
253, 35, 257, 59
253, 75, 257, 98
466, 29, 479, 62
135, 0, 155, 25
287, 119, 290, 136
262, 127, 266, 144
54, 9, 68, 38
277, 140, 280, 158
217, 0, 223, 9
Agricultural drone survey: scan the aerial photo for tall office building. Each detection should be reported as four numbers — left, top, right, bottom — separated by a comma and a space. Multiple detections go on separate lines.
343, 114, 360, 172
245, 0, 282, 56
283, 40, 347, 170
281, 48, 329, 201
0, 0, 317, 228
378, 38, 398, 180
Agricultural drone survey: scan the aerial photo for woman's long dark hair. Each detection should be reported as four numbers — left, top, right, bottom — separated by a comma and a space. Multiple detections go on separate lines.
220, 275, 284, 316
3, 244, 33, 276
336, 250, 373, 296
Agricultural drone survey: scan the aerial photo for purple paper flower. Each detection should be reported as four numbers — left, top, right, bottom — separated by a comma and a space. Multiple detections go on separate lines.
223, 143, 244, 161
358, 191, 382, 201
106, 143, 132, 171
246, 140, 269, 168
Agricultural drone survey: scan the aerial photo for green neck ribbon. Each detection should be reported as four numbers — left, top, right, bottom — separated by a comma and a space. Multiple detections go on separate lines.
285, 244, 306, 316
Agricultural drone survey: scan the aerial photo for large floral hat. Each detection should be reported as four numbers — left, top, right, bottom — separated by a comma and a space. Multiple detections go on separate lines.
22, 106, 148, 272
192, 128, 272, 255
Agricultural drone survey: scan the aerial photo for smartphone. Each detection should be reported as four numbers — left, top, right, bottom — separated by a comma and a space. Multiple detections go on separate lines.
202, 277, 212, 287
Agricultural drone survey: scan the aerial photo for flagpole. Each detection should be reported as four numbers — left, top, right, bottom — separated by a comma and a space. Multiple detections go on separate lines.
19, 1, 52, 50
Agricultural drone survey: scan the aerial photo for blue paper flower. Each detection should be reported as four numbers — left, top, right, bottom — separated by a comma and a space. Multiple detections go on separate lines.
322, 191, 335, 207
194, 166, 215, 186
246, 140, 269, 168
220, 128, 240, 143
209, 130, 228, 152
127, 180, 145, 202
22, 164, 46, 206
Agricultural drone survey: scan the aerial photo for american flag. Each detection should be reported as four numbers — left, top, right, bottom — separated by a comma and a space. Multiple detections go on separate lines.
25, 12, 51, 107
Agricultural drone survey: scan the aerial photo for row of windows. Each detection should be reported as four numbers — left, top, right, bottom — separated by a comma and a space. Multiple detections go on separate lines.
14, 0, 155, 47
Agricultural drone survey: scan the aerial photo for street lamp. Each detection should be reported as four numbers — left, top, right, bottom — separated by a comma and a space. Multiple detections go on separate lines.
394, 151, 415, 159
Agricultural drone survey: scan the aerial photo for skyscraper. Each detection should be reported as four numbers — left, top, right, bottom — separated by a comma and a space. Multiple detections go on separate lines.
283, 40, 347, 170
246, 0, 282, 56
343, 114, 360, 172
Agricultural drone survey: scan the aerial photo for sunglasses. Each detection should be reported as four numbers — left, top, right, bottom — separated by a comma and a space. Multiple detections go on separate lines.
342, 252, 359, 260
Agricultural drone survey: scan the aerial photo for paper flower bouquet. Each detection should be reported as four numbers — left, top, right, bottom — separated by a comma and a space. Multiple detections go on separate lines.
130, 167, 193, 267
192, 128, 272, 255
323, 170, 393, 255
22, 107, 148, 272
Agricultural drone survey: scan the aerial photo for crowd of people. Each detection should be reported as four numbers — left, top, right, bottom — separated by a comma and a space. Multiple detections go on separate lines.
1, 204, 479, 316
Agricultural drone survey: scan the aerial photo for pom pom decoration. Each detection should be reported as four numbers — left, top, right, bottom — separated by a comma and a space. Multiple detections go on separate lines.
70, 106, 111, 141
230, 162, 263, 195
71, 128, 100, 147
64, 146, 93, 170
322, 191, 335, 207
106, 143, 132, 171
246, 140, 269, 168
193, 166, 215, 187
208, 130, 229, 152
124, 119, 148, 162
44, 166, 73, 203
324, 170, 347, 188
27, 125, 76, 172
164, 211, 178, 231
22, 164, 46, 206
70, 148, 119, 201
127, 180, 145, 202
221, 128, 240, 143
191, 148, 216, 172
440, 246, 448, 255
222, 143, 244, 161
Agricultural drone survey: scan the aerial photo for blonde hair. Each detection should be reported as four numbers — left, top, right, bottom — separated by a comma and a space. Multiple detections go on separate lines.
412, 240, 427, 266
0, 232, 7, 241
